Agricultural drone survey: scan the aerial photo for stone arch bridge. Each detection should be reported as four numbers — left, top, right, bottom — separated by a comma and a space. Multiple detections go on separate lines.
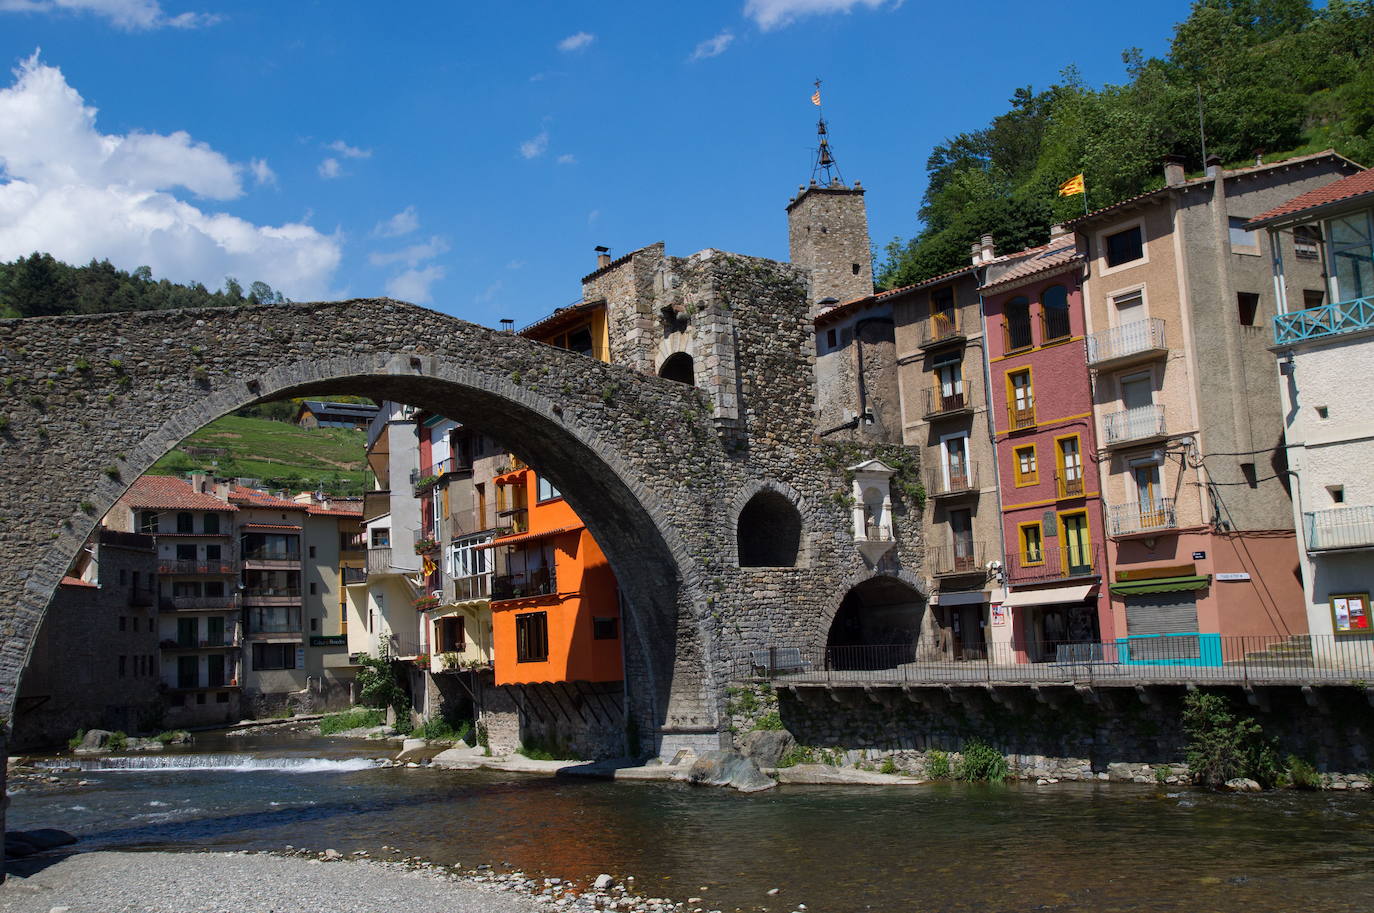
0, 296, 926, 760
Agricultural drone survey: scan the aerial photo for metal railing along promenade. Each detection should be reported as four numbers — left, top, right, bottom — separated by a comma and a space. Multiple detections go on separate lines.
738, 635, 1374, 687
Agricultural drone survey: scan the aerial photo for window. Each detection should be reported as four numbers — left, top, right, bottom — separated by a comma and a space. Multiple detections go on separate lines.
1229, 216, 1258, 252
176, 543, 196, 561
248, 604, 301, 634
1303, 289, 1325, 310
1014, 445, 1038, 486
1330, 211, 1374, 301
1061, 512, 1092, 574
737, 490, 802, 567
1105, 226, 1144, 267
177, 617, 197, 648
177, 655, 197, 688
1329, 485, 1345, 504
437, 616, 466, 653
309, 582, 317, 595
1008, 369, 1035, 428
139, 511, 158, 534
658, 352, 695, 385
120, 569, 128, 585
1237, 292, 1260, 326
310, 617, 318, 631
241, 532, 300, 562
933, 352, 964, 410
371, 527, 391, 548
930, 287, 957, 338
550, 322, 596, 358
593, 616, 619, 640
1020, 523, 1044, 566
176, 512, 193, 534
825, 328, 838, 350
252, 643, 297, 670
119, 616, 126, 632
1005, 296, 1033, 350
1057, 436, 1083, 497
203, 513, 219, 535
536, 475, 562, 502
308, 545, 316, 559
1041, 285, 1071, 341
515, 612, 549, 662
118, 655, 126, 678
1294, 225, 1321, 261
942, 434, 970, 489
1133, 463, 1162, 513
204, 580, 225, 598
206, 544, 221, 562
1111, 290, 1145, 326
1316, 405, 1330, 419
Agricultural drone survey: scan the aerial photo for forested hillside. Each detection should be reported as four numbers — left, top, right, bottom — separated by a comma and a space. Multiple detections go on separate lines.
879, 0, 1374, 289
0, 252, 287, 318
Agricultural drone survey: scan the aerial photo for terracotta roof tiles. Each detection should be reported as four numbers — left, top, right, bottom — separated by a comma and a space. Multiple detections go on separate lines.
979, 237, 1083, 294
122, 475, 236, 512
1246, 168, 1374, 228
228, 486, 309, 511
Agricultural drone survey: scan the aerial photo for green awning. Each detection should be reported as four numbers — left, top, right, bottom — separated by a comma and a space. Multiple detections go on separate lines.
1110, 575, 1211, 596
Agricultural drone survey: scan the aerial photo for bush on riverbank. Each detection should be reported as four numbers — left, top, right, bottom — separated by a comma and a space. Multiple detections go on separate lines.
1182, 692, 1281, 788
954, 739, 1009, 783
412, 718, 471, 743
517, 735, 579, 761
319, 708, 385, 735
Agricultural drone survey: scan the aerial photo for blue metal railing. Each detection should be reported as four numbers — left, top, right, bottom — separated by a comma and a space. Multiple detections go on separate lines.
1273, 297, 1374, 345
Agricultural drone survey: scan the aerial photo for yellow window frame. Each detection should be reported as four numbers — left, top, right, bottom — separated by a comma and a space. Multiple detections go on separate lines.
1057, 510, 1094, 575
1013, 444, 1038, 487
1054, 432, 1084, 497
1018, 521, 1045, 566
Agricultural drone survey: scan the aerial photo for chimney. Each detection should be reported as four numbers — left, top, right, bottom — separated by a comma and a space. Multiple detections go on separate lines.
970, 242, 983, 267
594, 245, 611, 270
1050, 223, 1072, 241
189, 471, 207, 493
1162, 154, 1186, 187
1205, 154, 1222, 179
980, 234, 996, 264
1253, 149, 1265, 167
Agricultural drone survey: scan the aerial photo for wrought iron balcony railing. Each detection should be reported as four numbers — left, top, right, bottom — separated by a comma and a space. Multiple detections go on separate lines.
1004, 543, 1101, 585
1107, 499, 1178, 536
1103, 404, 1167, 447
1274, 297, 1374, 345
923, 387, 971, 419
492, 567, 556, 600
1305, 505, 1374, 552
917, 312, 964, 349
926, 462, 979, 498
928, 540, 988, 577
1086, 317, 1167, 366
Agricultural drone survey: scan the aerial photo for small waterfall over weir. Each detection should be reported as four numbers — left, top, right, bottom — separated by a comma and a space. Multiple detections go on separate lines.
37, 754, 380, 773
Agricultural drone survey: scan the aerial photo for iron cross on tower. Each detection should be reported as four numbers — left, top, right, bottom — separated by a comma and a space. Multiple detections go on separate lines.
811, 78, 844, 186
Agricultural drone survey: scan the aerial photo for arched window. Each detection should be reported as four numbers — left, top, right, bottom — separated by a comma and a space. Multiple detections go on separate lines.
1005, 296, 1032, 350
658, 352, 695, 385
737, 490, 801, 567
1041, 285, 1070, 341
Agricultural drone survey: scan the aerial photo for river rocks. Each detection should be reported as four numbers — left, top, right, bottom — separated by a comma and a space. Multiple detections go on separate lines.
594, 874, 616, 890
1224, 778, 1263, 792
686, 750, 776, 793
73, 729, 114, 753
740, 730, 795, 768
5, 827, 77, 858
323, 848, 343, 860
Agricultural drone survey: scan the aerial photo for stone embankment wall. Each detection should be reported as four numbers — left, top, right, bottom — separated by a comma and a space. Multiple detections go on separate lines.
728, 681, 1374, 786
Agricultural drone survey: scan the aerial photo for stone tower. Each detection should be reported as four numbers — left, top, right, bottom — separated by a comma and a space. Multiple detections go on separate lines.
787, 182, 874, 311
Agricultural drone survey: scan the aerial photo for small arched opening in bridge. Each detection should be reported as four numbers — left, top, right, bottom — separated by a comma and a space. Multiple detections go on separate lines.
825, 576, 930, 671
657, 352, 695, 386
736, 490, 801, 567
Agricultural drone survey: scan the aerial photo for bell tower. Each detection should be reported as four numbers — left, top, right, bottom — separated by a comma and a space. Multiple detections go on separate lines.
786, 79, 874, 313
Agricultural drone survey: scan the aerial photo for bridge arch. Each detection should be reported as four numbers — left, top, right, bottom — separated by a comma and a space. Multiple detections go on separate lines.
0, 300, 733, 757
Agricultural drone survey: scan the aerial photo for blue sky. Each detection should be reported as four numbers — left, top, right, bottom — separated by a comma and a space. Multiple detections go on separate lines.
0, 0, 1191, 328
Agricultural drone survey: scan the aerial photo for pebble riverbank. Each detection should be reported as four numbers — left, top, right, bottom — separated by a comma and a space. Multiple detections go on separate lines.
0, 850, 785, 913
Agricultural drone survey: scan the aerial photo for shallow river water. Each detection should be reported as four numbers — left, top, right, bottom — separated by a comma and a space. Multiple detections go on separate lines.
10, 731, 1374, 913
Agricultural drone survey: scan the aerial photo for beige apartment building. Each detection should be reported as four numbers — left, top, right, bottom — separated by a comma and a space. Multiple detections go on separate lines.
1070, 151, 1359, 656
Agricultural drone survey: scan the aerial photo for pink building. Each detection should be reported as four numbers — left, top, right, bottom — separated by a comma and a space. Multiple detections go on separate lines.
981, 233, 1113, 660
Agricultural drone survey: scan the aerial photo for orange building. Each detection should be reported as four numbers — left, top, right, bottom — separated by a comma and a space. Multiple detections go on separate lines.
485, 461, 622, 685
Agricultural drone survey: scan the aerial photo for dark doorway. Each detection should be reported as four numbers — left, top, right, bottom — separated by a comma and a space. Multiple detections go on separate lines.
737, 491, 801, 567
825, 576, 927, 670
658, 352, 695, 385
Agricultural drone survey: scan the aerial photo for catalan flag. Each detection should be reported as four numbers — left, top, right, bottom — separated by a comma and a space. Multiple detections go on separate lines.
422, 555, 437, 578
1058, 173, 1085, 197
811, 89, 821, 106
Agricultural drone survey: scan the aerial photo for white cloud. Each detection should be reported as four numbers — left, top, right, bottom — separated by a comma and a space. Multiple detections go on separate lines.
0, 0, 220, 30
386, 264, 445, 304
519, 130, 549, 160
505, 259, 525, 271
689, 30, 735, 61
371, 205, 418, 238
743, 0, 889, 30
317, 157, 342, 179
325, 139, 371, 159
587, 209, 600, 225
557, 31, 594, 52
0, 54, 340, 299
556, 153, 576, 165
249, 157, 276, 187
368, 235, 449, 268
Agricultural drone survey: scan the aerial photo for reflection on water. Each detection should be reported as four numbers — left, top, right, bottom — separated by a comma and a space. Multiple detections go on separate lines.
11, 732, 1374, 913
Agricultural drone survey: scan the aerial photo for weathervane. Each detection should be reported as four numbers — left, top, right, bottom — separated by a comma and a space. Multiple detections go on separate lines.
810, 78, 844, 186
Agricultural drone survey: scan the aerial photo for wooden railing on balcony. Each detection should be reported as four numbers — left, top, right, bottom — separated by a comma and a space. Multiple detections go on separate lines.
1055, 471, 1085, 499
1008, 400, 1036, 431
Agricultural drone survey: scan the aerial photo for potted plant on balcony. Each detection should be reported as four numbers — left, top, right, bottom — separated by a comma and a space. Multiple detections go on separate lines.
412, 594, 440, 611
413, 537, 439, 554
412, 474, 441, 495
438, 651, 462, 671
413, 653, 430, 668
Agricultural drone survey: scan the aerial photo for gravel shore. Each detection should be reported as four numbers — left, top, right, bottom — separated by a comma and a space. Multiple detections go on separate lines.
0, 851, 546, 913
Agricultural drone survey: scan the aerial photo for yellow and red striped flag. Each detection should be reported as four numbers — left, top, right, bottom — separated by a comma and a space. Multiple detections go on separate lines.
1058, 173, 1085, 197
811, 89, 821, 106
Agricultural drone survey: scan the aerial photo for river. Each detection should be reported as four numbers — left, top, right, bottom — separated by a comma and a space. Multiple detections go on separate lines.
9, 730, 1374, 913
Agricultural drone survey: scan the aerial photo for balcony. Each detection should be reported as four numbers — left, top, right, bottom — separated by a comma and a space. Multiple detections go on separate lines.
342, 566, 368, 585
492, 567, 556, 601
160, 634, 242, 651
1305, 505, 1374, 552
410, 455, 472, 488
928, 541, 989, 578
1055, 471, 1085, 500
917, 313, 965, 350
923, 388, 973, 420
1108, 499, 1178, 537
1007, 400, 1036, 431
1005, 543, 1102, 586
1086, 317, 1168, 369
1002, 315, 1034, 353
158, 559, 235, 576
162, 594, 241, 611
448, 573, 491, 602
241, 589, 301, 606
1103, 404, 1168, 448
240, 550, 301, 569
1274, 297, 1374, 346
496, 507, 529, 536
926, 462, 979, 499
366, 547, 392, 574
411, 529, 440, 554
